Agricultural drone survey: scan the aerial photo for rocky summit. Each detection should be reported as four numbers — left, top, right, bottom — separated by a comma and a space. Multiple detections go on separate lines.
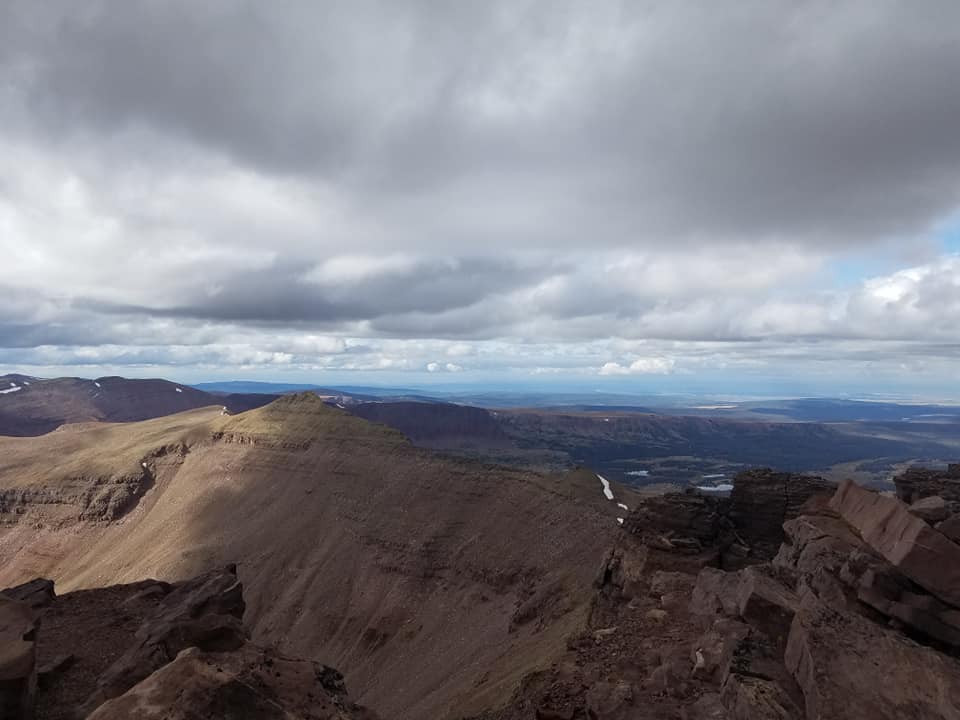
477, 467, 960, 719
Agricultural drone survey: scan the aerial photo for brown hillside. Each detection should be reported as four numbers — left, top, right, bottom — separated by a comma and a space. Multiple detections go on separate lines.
0, 393, 623, 719
0, 374, 275, 436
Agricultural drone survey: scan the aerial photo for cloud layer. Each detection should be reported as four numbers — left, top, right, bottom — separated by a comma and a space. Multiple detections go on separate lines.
2, 1, 960, 392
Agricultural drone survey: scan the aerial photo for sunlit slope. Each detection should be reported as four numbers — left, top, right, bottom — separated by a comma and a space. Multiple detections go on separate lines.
0, 393, 619, 720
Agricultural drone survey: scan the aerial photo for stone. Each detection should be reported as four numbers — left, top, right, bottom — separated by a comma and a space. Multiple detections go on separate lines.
691, 618, 751, 683
0, 596, 36, 720
682, 693, 728, 720
585, 680, 634, 719
86, 645, 380, 720
595, 543, 648, 600
689, 568, 741, 617
775, 514, 863, 575
37, 652, 74, 679
650, 571, 696, 597
720, 673, 801, 719
830, 479, 960, 607
936, 514, 960, 543
909, 495, 950, 524
645, 608, 668, 623
857, 586, 960, 649
0, 578, 55, 609
735, 567, 798, 647
785, 583, 960, 720
81, 565, 248, 715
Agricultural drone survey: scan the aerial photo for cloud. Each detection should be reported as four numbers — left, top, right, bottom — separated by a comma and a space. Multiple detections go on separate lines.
598, 358, 675, 376
2, 2, 960, 392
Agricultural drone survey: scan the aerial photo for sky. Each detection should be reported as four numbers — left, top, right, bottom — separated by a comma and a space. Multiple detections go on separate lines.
2, 1, 960, 397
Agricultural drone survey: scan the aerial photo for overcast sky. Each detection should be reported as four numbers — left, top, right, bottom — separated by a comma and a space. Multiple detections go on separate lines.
2, 1, 960, 396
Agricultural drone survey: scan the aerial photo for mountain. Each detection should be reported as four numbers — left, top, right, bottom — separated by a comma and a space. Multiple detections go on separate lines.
0, 375, 277, 436
0, 394, 625, 719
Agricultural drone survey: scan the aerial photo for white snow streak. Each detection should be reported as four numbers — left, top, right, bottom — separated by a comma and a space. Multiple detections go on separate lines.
617, 518, 624, 525
175, 387, 183, 393
94, 382, 101, 388
696, 483, 735, 493
597, 474, 614, 500
617, 502, 629, 511
0, 386, 22, 395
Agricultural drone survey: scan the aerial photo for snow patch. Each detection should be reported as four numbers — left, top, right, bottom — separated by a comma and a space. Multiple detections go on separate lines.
626, 470, 649, 477
701, 473, 726, 479
94, 382, 101, 388
597, 474, 614, 501
175, 387, 183, 393
0, 385, 22, 395
141, 462, 147, 468
696, 483, 734, 494
617, 502, 629, 511
617, 518, 624, 525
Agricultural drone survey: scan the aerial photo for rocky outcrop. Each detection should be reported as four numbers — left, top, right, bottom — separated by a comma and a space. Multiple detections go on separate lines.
80, 565, 248, 714
728, 469, 834, 563
0, 596, 37, 720
1, 579, 55, 609
624, 469, 833, 570
894, 464, 960, 505
785, 582, 960, 719
830, 478, 960, 608
487, 468, 960, 720
86, 645, 380, 720
4, 566, 376, 720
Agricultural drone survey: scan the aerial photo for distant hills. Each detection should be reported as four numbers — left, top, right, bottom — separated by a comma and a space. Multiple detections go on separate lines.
0, 374, 277, 436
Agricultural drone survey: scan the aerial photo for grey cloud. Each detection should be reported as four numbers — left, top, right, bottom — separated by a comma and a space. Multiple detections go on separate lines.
79, 256, 552, 325
3, 1, 960, 245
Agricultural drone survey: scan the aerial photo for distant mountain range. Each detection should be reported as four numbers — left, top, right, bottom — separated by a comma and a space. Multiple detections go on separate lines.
0, 374, 277, 436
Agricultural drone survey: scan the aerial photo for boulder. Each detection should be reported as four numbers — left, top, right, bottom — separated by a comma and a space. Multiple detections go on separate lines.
937, 514, 960, 543
720, 673, 801, 720
689, 568, 741, 618
830, 479, 960, 607
909, 495, 950, 524
0, 596, 36, 720
735, 566, 798, 647
595, 543, 648, 600
86, 645, 380, 720
785, 583, 960, 720
1, 578, 55, 609
585, 680, 634, 719
691, 618, 751, 683
775, 514, 863, 575
681, 693, 728, 720
81, 565, 248, 714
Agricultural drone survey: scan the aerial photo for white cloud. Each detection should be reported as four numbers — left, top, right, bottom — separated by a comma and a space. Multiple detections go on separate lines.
598, 358, 675, 376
